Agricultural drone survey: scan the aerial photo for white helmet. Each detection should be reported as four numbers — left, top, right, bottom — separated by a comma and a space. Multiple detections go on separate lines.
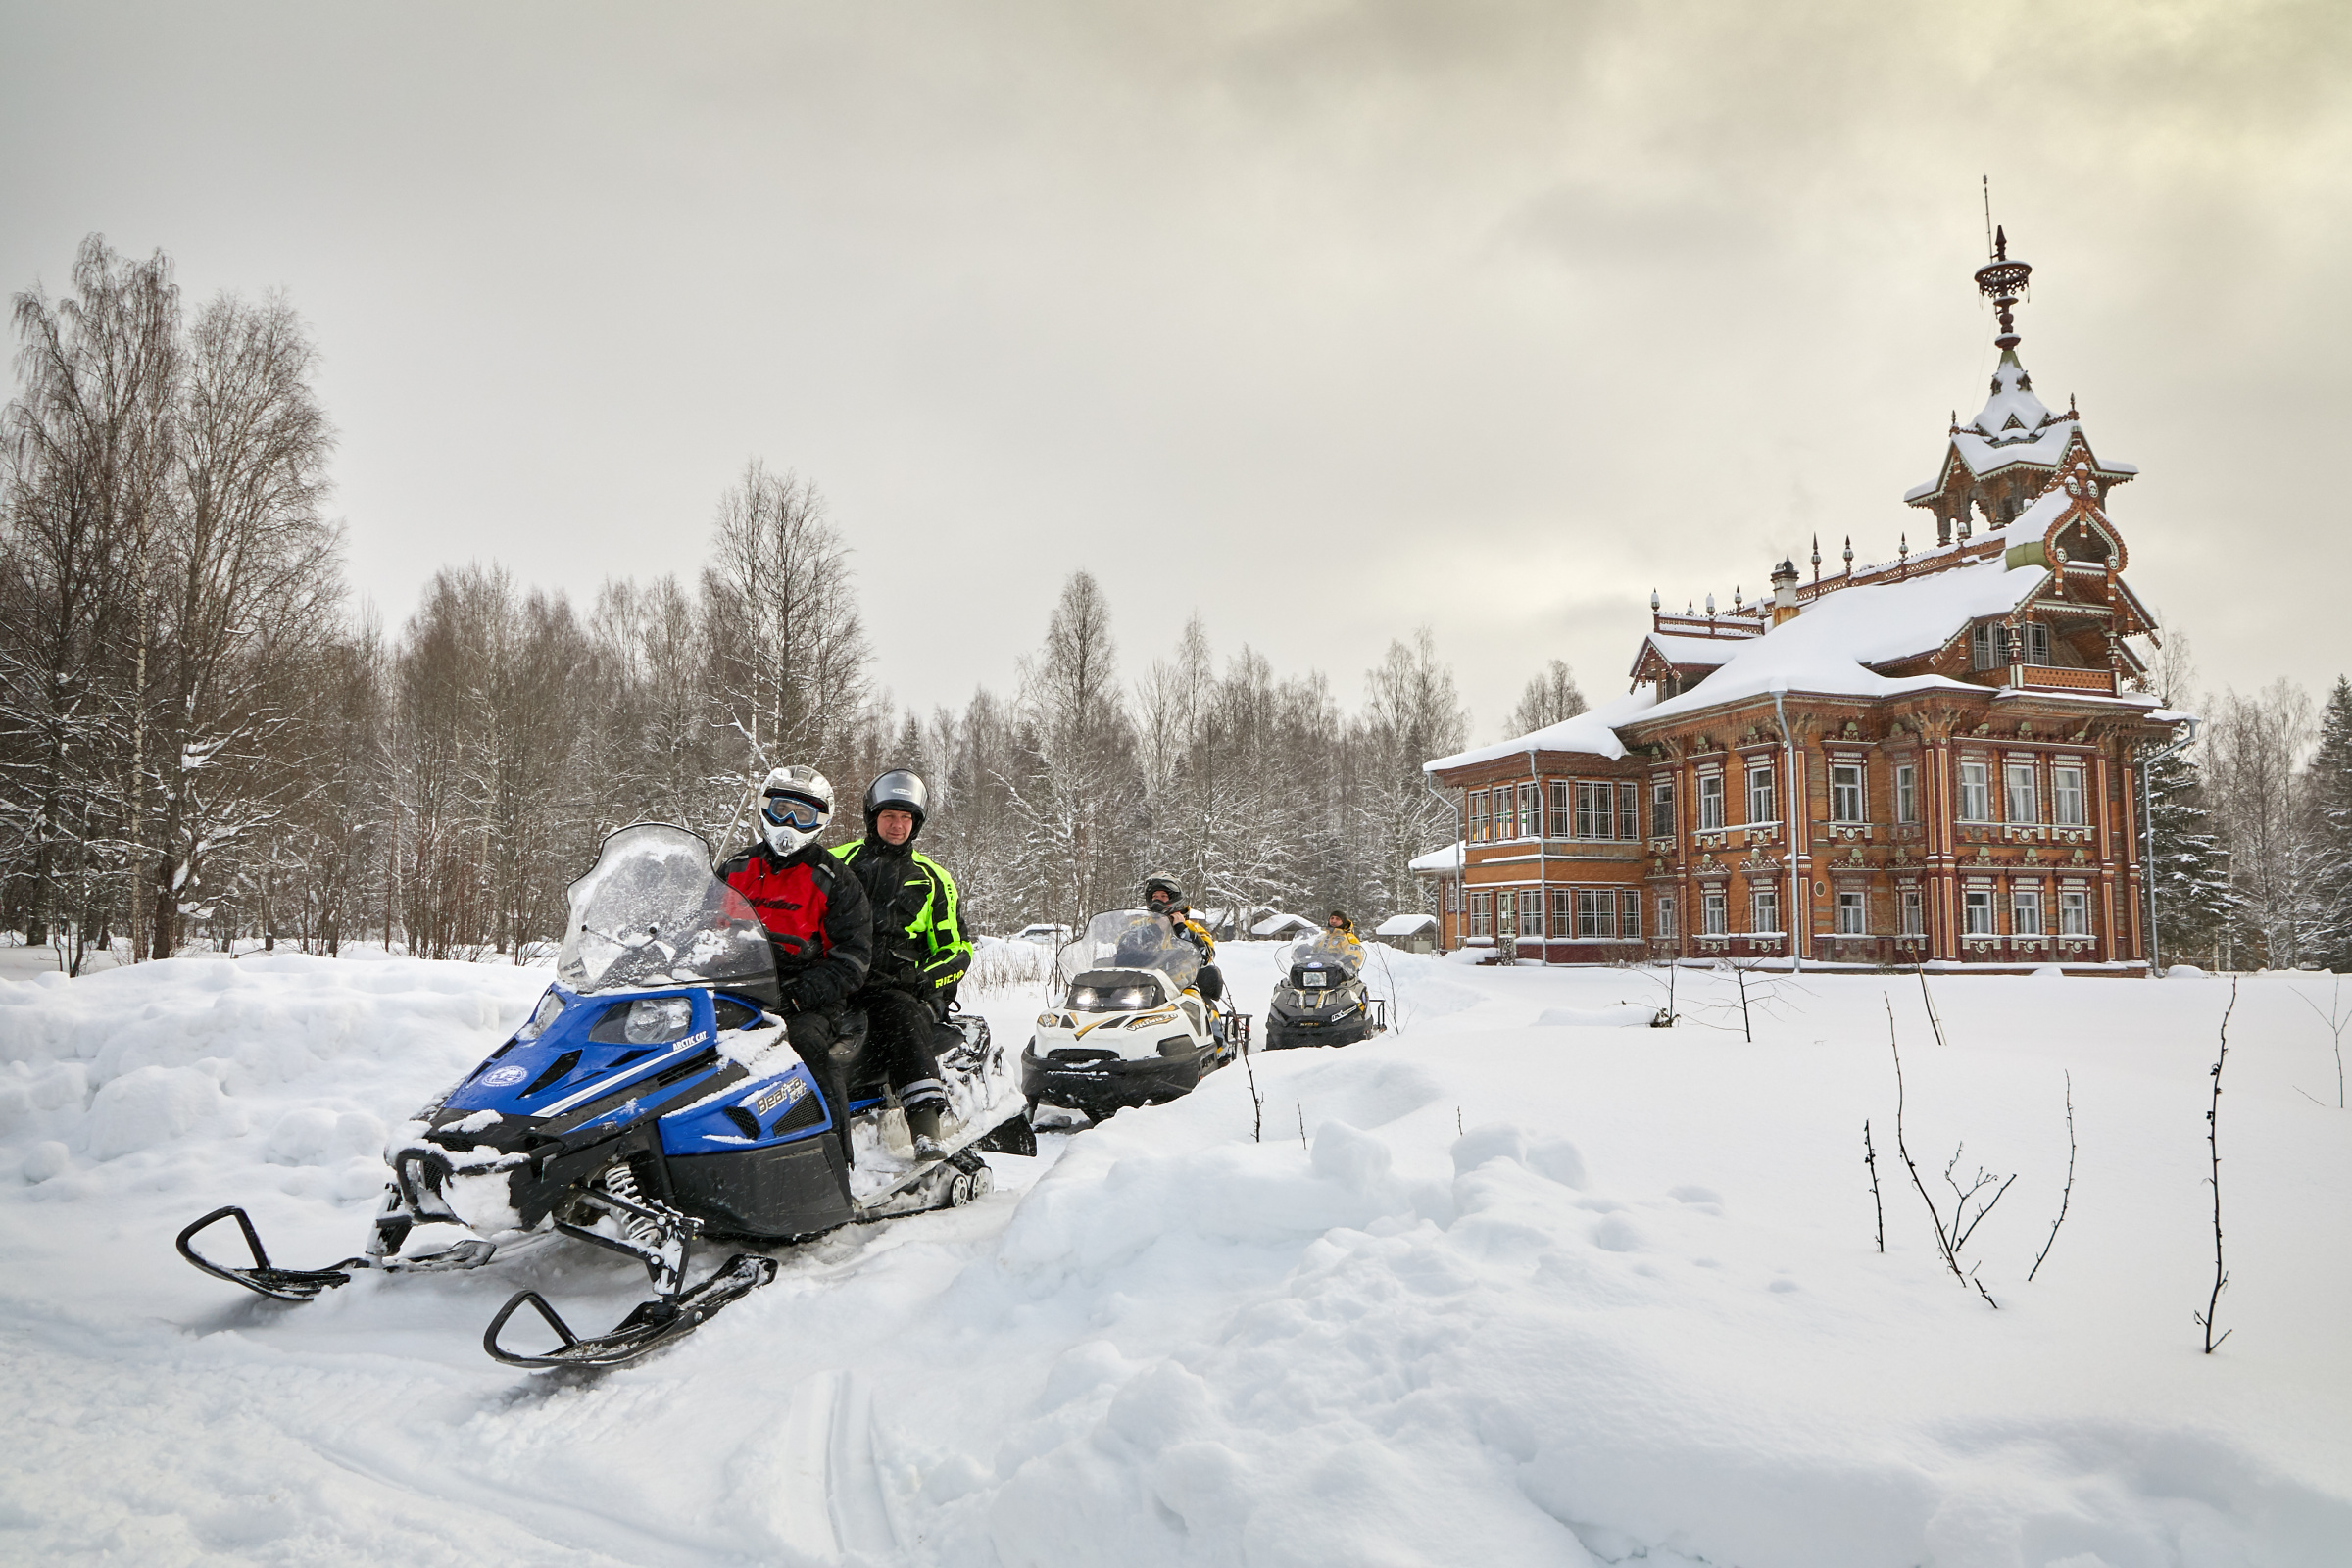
758, 764, 834, 855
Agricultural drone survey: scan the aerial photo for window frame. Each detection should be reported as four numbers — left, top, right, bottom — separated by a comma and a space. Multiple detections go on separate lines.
1469, 890, 1493, 939
2012, 883, 2044, 937
1517, 889, 1544, 940
1547, 887, 1574, 939
1574, 888, 1616, 940
1574, 780, 1612, 840
2004, 760, 2038, 825
1899, 887, 1924, 936
1700, 887, 1728, 935
1750, 882, 1781, 935
1548, 778, 1572, 840
1650, 777, 1675, 839
1958, 760, 1991, 822
1745, 760, 1777, 826
1895, 762, 1919, 824
1962, 888, 1994, 935
1517, 781, 1542, 841
1835, 889, 1866, 934
1619, 889, 1641, 940
1616, 782, 1640, 842
2052, 764, 2086, 827
1656, 893, 1678, 939
1697, 773, 1726, 831
1830, 761, 1865, 823
2058, 887, 2090, 936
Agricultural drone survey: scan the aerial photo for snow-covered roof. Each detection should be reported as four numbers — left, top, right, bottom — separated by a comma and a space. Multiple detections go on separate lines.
1408, 841, 1465, 873
1636, 632, 1745, 671
1424, 690, 1654, 773
1904, 352, 2137, 502
1630, 555, 2044, 725
1252, 912, 1319, 937
1375, 912, 1438, 936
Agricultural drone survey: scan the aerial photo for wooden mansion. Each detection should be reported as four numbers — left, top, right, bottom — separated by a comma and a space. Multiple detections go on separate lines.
1418, 235, 2184, 968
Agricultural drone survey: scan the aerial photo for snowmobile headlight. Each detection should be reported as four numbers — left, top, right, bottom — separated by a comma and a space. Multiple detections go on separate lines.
1301, 970, 1329, 988
517, 990, 565, 1041
1073, 984, 1153, 1012
621, 996, 693, 1044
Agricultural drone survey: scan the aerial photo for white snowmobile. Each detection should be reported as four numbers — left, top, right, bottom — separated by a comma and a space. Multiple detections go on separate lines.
1019, 910, 1249, 1127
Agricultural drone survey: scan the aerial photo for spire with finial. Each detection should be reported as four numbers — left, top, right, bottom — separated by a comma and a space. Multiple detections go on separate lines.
1973, 222, 2033, 351
1842, 535, 1853, 574
1733, 585, 1743, 612
1810, 533, 1821, 584
1705, 592, 1715, 616
1897, 531, 1909, 578
1650, 588, 1661, 612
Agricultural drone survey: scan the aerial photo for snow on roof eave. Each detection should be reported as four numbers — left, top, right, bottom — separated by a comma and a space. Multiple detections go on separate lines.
1407, 841, 1466, 872
1423, 691, 1650, 774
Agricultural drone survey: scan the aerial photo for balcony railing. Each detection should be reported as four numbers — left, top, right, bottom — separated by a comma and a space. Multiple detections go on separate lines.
2016, 664, 2116, 696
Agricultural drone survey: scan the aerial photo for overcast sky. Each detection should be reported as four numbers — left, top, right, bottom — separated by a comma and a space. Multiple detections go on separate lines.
4, 0, 2346, 737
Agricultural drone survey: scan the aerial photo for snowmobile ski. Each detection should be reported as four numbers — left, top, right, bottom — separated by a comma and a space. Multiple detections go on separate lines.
483, 1250, 780, 1370
175, 1205, 368, 1301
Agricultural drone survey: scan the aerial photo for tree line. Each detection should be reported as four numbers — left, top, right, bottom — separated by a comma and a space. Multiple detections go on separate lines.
1, 238, 1528, 970
11, 235, 2336, 976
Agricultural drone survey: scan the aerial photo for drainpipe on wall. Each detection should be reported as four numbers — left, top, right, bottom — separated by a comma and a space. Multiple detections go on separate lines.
1528, 748, 1548, 965
1423, 773, 1463, 952
1773, 686, 1802, 973
2138, 715, 2199, 978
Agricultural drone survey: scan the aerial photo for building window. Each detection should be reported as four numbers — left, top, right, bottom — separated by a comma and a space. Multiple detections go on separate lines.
1617, 782, 1640, 842
1697, 774, 1725, 830
2059, 888, 2089, 935
1900, 887, 1924, 936
1519, 891, 1544, 940
1620, 890, 1642, 939
1470, 891, 1493, 939
1958, 761, 1991, 821
1650, 778, 1675, 839
2013, 884, 2044, 937
1446, 879, 1461, 913
1548, 779, 1572, 839
1656, 894, 1678, 939
1701, 888, 1728, 935
1518, 782, 1542, 841
1469, 792, 1489, 843
1831, 762, 1865, 822
2005, 761, 2037, 824
1751, 883, 1781, 935
1547, 888, 1574, 938
1575, 889, 1616, 939
2023, 622, 2051, 664
1835, 890, 1866, 934
1963, 888, 1993, 935
1971, 623, 2002, 670
1746, 761, 1777, 825
2053, 765, 2086, 827
1575, 781, 1612, 839
1895, 763, 1919, 824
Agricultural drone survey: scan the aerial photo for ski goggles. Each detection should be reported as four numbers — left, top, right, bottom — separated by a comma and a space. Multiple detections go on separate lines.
760, 792, 827, 832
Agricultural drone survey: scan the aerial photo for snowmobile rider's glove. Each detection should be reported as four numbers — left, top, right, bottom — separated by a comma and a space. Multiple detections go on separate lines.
918, 947, 969, 998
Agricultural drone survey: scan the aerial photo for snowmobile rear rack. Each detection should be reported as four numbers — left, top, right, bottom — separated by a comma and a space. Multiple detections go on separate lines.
175, 1205, 363, 1302
482, 1251, 779, 1370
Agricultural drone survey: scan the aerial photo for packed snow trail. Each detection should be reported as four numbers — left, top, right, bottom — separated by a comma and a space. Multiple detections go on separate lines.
4, 947, 2350, 1565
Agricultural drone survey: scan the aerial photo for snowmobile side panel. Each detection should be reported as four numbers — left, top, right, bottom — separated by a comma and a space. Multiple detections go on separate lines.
666, 1137, 858, 1238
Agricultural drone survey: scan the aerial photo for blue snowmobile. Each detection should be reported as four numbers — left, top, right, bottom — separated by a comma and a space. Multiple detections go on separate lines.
177, 823, 1033, 1369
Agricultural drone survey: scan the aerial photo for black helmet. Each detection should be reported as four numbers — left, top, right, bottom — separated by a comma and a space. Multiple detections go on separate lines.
863, 768, 929, 834
1143, 873, 1183, 909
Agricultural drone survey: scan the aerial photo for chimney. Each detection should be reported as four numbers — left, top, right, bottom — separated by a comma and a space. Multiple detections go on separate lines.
1770, 557, 1801, 626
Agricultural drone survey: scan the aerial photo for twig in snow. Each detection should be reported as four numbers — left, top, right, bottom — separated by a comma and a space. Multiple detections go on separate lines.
1916, 962, 1950, 1049
1863, 1119, 1885, 1253
1456, 1105, 1464, 1137
1242, 1037, 1262, 1143
2287, 977, 2347, 1109
1886, 996, 1963, 1282
2195, 981, 2237, 1354
1297, 1099, 1308, 1152
2028, 1070, 2076, 1282
1971, 1264, 2000, 1310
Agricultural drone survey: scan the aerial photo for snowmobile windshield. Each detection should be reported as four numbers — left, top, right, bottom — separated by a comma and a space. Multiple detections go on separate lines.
1081, 910, 1201, 994
1294, 930, 1364, 978
556, 823, 779, 1004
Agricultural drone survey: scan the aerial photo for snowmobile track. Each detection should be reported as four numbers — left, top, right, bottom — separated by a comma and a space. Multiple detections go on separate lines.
776, 1369, 899, 1559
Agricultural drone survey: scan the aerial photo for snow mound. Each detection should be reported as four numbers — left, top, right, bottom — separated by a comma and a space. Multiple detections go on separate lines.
1534, 1003, 1654, 1028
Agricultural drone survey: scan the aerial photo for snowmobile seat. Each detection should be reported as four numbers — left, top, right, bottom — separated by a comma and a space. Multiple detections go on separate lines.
1198, 963, 1224, 1004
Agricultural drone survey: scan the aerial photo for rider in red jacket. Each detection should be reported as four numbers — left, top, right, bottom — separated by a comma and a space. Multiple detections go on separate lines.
717, 765, 872, 1071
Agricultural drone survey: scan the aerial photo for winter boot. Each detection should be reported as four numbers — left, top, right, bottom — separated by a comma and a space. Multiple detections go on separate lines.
906, 1103, 950, 1164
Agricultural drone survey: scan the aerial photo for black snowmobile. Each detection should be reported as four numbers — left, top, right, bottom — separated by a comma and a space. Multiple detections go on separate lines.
1263, 930, 1388, 1050
176, 822, 1033, 1370
1020, 910, 1250, 1128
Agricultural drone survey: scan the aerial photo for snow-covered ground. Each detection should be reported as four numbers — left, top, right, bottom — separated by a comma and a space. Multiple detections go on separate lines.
4, 943, 2348, 1566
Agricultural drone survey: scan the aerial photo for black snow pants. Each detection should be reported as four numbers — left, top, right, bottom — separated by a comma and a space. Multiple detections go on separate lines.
845, 985, 950, 1113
